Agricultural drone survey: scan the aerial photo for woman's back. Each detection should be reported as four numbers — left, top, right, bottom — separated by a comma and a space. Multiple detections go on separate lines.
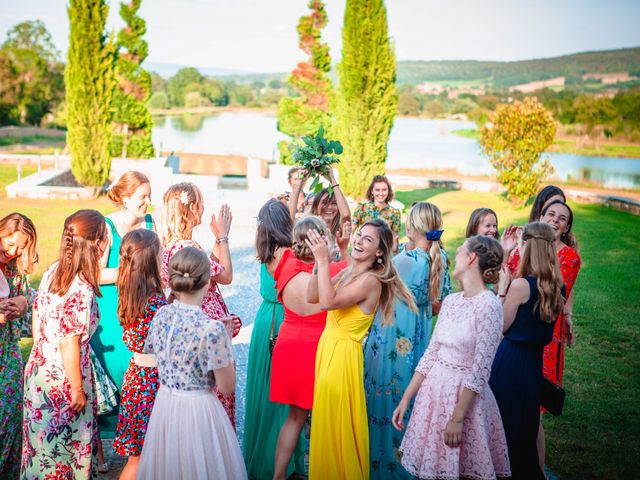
504, 276, 555, 346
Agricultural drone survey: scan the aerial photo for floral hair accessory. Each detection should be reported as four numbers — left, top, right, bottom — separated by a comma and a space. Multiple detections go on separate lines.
183, 272, 190, 278
179, 191, 190, 205
425, 229, 444, 241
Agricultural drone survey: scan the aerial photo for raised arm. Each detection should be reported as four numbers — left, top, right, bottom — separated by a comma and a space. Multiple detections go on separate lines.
500, 277, 530, 333
326, 169, 350, 223
288, 170, 310, 220
210, 204, 233, 285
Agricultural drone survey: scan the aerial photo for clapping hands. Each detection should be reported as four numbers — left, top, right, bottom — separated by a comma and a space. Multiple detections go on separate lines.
210, 204, 232, 239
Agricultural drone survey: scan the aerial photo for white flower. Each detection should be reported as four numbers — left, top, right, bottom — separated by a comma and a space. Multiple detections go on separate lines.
180, 191, 190, 205
311, 159, 320, 167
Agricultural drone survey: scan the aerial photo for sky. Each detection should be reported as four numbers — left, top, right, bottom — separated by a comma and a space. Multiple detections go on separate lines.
0, 0, 639, 73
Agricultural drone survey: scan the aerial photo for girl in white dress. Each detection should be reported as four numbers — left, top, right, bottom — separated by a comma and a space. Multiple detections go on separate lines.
137, 246, 247, 480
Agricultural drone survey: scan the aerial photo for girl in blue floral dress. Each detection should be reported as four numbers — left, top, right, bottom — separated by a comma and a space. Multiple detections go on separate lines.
112, 229, 167, 480
364, 202, 451, 479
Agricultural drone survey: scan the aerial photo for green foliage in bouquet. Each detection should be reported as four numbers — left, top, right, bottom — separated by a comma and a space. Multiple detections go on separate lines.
292, 126, 343, 194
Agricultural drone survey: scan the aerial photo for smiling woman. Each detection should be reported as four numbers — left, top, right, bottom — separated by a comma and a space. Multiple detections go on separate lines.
352, 176, 401, 235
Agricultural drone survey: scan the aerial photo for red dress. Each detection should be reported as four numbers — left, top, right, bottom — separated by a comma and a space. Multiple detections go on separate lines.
269, 249, 347, 409
507, 245, 581, 385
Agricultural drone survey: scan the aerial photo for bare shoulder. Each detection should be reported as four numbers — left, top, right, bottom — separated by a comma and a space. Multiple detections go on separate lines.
509, 277, 531, 303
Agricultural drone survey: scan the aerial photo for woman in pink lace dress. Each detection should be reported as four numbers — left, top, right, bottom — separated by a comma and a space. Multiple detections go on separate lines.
392, 235, 510, 480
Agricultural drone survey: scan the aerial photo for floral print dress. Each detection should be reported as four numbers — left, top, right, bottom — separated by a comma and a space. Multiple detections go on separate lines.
352, 201, 402, 234
21, 264, 99, 479
113, 293, 167, 456
0, 261, 32, 479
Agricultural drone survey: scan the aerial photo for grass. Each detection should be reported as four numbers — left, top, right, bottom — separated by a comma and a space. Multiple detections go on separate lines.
395, 188, 640, 480
0, 134, 66, 146
0, 163, 38, 198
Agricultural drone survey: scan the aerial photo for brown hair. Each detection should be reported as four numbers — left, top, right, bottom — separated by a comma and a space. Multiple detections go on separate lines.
116, 229, 164, 327
518, 222, 565, 323
465, 207, 498, 239
529, 185, 565, 223
287, 167, 302, 182
466, 235, 504, 284
342, 219, 416, 326
49, 210, 106, 296
292, 216, 330, 262
256, 199, 293, 263
311, 189, 341, 236
107, 171, 150, 207
162, 182, 204, 244
0, 212, 38, 274
168, 247, 210, 293
407, 202, 446, 303
365, 175, 394, 203
540, 200, 578, 249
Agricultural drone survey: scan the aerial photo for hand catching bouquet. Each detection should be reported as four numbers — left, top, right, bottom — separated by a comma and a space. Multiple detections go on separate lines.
292, 126, 343, 194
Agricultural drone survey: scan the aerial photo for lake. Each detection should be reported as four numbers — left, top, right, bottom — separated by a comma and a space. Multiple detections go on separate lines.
152, 112, 640, 189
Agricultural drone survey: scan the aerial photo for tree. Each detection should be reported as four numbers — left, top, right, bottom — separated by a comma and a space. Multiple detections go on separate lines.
480, 97, 557, 205
167, 67, 203, 107
334, 0, 397, 197
148, 91, 168, 109
277, 0, 333, 165
66, 0, 116, 189
111, 0, 154, 158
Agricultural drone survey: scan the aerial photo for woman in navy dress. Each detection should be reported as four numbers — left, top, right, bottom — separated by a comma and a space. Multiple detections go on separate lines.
490, 222, 565, 480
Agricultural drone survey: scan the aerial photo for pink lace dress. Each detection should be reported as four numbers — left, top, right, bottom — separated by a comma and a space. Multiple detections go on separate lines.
399, 291, 510, 480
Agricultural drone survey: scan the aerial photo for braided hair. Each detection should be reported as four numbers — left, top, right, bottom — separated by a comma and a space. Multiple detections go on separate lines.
466, 235, 504, 285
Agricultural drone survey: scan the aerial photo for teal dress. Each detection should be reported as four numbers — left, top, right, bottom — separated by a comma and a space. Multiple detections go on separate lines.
363, 248, 451, 479
242, 263, 305, 479
90, 214, 153, 438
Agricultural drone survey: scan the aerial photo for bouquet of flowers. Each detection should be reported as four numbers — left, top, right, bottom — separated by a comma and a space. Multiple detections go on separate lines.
292, 126, 343, 194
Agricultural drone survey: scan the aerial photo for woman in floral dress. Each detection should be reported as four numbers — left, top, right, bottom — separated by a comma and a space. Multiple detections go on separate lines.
352, 175, 401, 235
0, 213, 37, 479
363, 202, 450, 479
21, 210, 108, 479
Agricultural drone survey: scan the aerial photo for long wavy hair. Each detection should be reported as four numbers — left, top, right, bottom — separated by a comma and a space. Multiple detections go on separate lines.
340, 219, 417, 325
541, 200, 577, 249
255, 199, 293, 264
116, 229, 164, 327
311, 189, 341, 236
517, 222, 565, 323
529, 185, 566, 223
49, 210, 106, 296
407, 202, 446, 303
162, 182, 204, 245
0, 212, 38, 274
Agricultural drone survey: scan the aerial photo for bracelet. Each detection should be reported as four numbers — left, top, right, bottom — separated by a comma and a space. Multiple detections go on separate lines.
564, 312, 572, 317
498, 293, 506, 298
216, 236, 229, 244
331, 183, 339, 188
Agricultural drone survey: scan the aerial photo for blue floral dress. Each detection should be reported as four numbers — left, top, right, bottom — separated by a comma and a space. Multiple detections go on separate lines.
363, 247, 451, 479
0, 261, 32, 479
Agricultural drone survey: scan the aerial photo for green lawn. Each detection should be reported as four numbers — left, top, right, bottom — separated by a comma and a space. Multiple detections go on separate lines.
395, 188, 640, 480
0, 134, 66, 147
0, 163, 38, 198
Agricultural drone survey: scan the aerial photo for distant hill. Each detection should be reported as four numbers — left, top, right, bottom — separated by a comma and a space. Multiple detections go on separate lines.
144, 61, 251, 78
396, 47, 640, 87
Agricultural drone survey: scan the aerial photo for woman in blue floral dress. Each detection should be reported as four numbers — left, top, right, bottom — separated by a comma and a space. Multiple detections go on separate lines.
21, 210, 107, 479
0, 213, 37, 479
363, 202, 451, 479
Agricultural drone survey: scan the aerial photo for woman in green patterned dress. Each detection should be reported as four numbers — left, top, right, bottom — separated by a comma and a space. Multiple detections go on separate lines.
0, 213, 37, 479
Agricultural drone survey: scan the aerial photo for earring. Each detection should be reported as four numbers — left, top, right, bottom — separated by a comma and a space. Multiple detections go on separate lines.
377, 257, 383, 264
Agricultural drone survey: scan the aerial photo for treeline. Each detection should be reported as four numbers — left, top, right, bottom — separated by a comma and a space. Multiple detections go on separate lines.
148, 67, 294, 110
396, 47, 640, 87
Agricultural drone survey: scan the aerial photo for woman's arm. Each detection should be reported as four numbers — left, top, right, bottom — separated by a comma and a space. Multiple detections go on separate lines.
210, 205, 233, 285
564, 287, 576, 347
501, 277, 529, 332
99, 226, 117, 284
59, 336, 87, 412
213, 363, 236, 396
391, 370, 426, 430
443, 388, 477, 447
288, 170, 310, 220
326, 169, 351, 223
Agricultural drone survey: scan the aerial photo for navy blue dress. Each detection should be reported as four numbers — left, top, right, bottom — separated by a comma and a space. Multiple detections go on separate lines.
489, 276, 556, 480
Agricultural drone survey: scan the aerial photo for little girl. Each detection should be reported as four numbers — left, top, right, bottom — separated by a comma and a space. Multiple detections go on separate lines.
137, 247, 247, 479
160, 182, 241, 427
112, 229, 167, 480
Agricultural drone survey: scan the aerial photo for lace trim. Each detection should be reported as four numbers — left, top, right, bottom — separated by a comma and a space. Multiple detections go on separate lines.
436, 357, 471, 373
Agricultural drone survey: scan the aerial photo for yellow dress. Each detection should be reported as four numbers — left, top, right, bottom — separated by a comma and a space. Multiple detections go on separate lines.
309, 302, 376, 480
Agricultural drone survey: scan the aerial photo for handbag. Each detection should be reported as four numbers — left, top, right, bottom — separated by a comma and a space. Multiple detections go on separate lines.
540, 314, 566, 416
268, 302, 278, 355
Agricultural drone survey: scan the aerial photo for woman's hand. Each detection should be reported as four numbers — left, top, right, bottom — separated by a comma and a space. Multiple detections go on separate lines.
498, 265, 511, 295
69, 387, 87, 413
292, 169, 311, 192
500, 225, 519, 254
335, 221, 352, 253
210, 204, 232, 239
305, 229, 331, 263
0, 296, 27, 321
564, 314, 575, 347
444, 419, 463, 448
220, 315, 241, 338
324, 168, 337, 186
392, 399, 409, 431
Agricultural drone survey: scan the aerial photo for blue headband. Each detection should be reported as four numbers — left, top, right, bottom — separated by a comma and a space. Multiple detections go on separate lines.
425, 229, 444, 241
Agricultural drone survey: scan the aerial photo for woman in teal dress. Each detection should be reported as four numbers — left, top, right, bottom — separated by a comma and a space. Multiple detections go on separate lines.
243, 199, 305, 479
90, 172, 154, 460
363, 202, 451, 479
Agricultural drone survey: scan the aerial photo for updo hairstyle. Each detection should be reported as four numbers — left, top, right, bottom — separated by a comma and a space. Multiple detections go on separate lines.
168, 247, 210, 293
107, 171, 150, 207
291, 216, 330, 262
466, 235, 504, 284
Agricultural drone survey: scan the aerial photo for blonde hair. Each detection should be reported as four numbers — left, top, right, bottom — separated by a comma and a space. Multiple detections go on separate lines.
162, 183, 204, 244
0, 212, 38, 274
107, 171, 150, 207
518, 222, 565, 323
342, 219, 417, 326
291, 216, 330, 262
466, 235, 504, 284
407, 202, 447, 303
168, 247, 210, 293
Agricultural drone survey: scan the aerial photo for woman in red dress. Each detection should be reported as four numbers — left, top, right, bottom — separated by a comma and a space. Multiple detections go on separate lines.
270, 216, 349, 480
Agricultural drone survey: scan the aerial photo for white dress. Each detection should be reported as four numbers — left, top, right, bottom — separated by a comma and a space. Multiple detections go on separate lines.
137, 301, 247, 480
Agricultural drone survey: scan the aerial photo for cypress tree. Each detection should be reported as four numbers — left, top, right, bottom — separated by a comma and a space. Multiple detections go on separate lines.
111, 0, 154, 158
66, 0, 116, 188
335, 0, 397, 198
277, 0, 333, 165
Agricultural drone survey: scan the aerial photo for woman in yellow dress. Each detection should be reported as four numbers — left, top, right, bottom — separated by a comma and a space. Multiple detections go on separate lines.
305, 219, 416, 479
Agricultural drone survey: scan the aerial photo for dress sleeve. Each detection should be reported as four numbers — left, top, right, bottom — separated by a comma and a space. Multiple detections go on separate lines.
352, 204, 363, 230
58, 284, 95, 342
506, 248, 521, 277
201, 320, 234, 373
462, 295, 504, 393
390, 207, 401, 234
415, 296, 447, 375
140, 294, 168, 340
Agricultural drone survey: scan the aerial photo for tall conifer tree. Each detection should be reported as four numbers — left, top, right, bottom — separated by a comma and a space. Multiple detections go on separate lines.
335, 0, 397, 197
66, 0, 116, 188
277, 0, 332, 165
111, 0, 154, 158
